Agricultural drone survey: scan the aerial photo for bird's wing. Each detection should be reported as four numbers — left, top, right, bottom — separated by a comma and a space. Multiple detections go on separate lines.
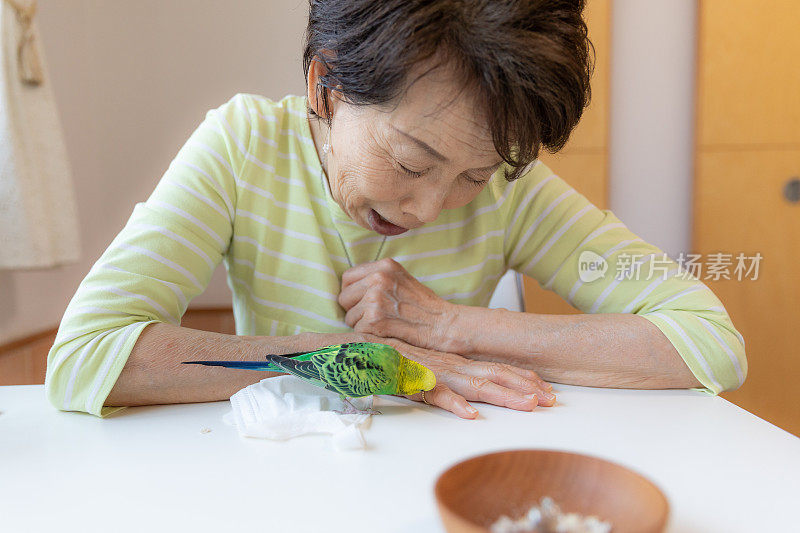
265, 344, 342, 361
263, 353, 328, 389
313, 346, 390, 397
181, 344, 352, 377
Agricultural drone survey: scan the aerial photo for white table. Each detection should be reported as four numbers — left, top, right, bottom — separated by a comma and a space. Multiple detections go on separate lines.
1, 384, 798, 532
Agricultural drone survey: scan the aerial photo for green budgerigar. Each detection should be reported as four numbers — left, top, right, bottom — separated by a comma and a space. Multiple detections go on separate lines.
182, 342, 436, 414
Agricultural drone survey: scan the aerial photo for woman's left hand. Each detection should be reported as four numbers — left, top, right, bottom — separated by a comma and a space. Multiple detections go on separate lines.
338, 257, 456, 351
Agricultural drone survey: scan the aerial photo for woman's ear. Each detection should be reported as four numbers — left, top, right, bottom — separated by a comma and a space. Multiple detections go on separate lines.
306, 56, 328, 119
306, 50, 341, 121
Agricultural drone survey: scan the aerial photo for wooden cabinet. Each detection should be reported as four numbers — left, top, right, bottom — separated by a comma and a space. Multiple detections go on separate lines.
694, 1, 800, 435
0, 308, 236, 386
696, 1, 800, 147
695, 150, 800, 435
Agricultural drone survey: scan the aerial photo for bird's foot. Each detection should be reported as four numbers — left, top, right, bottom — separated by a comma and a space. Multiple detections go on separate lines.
333, 397, 382, 416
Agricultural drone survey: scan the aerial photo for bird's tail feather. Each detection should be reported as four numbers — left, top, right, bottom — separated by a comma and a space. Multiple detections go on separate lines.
182, 361, 282, 371
182, 345, 337, 373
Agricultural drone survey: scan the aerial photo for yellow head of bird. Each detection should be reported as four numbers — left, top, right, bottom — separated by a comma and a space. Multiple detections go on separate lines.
397, 357, 437, 395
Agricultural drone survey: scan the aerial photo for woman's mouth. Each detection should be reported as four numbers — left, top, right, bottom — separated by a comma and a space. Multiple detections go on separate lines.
367, 209, 408, 236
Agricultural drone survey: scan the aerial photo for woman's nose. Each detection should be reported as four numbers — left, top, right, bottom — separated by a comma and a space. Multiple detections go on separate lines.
405, 185, 447, 224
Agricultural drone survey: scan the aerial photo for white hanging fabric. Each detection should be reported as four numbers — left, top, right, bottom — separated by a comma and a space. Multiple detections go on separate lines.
0, 0, 80, 269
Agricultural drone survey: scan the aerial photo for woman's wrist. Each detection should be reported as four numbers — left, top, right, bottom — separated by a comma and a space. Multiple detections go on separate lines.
434, 303, 493, 356
250, 330, 365, 354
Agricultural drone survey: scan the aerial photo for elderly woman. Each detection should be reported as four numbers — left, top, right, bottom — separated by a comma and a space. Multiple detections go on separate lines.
46, 0, 745, 419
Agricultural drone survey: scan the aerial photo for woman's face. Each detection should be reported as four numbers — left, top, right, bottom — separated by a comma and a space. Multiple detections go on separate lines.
307, 61, 504, 236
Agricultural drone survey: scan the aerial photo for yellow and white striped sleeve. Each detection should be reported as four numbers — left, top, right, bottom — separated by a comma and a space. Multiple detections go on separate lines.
45, 93, 255, 416
503, 161, 746, 394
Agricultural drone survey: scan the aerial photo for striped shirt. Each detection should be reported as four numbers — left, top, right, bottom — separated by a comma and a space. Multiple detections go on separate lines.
45, 93, 747, 417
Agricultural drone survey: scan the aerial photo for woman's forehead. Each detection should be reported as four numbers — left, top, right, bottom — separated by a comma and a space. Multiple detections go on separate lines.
379, 70, 497, 161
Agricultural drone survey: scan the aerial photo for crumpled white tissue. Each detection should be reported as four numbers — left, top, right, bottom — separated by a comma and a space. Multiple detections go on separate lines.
223, 375, 373, 451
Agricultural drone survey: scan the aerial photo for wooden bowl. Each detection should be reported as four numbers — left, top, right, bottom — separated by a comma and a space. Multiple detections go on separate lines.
435, 449, 668, 533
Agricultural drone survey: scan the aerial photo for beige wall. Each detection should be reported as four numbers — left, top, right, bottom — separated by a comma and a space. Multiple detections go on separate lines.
0, 0, 697, 344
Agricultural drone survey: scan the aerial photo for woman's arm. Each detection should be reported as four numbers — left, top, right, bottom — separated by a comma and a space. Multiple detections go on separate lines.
46, 95, 250, 417
440, 307, 702, 388
104, 323, 554, 419
496, 162, 745, 393
339, 255, 741, 392
104, 323, 351, 406
337, 258, 705, 389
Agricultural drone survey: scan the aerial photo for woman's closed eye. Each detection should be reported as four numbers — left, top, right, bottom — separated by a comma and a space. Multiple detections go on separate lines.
398, 162, 488, 187
463, 175, 489, 187
398, 162, 425, 178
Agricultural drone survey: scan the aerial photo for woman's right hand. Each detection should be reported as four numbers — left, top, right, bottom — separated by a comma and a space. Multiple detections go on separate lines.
357, 334, 556, 419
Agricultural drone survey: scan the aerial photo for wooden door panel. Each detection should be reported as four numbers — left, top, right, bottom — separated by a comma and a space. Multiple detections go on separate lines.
538, 150, 607, 209
562, 0, 610, 151
694, 149, 800, 435
697, 0, 800, 146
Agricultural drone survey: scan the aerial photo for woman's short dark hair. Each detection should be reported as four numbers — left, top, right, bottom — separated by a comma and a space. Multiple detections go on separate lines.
302, 0, 595, 181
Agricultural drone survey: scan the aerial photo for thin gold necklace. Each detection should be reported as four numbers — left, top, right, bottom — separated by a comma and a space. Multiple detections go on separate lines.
320, 133, 387, 268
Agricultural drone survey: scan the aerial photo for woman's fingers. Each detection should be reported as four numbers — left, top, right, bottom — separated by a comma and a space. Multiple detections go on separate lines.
406, 342, 555, 397
412, 385, 479, 419
438, 372, 541, 411
470, 357, 554, 392
502, 364, 554, 392
459, 362, 556, 407
376, 335, 556, 413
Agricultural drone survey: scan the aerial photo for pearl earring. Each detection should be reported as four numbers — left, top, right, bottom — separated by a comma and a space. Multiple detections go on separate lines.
322, 130, 331, 166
